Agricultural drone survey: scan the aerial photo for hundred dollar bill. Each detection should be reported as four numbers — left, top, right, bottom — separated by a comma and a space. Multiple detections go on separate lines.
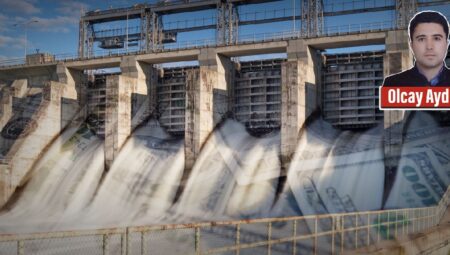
215, 120, 281, 185
76, 120, 185, 227
174, 136, 236, 217
294, 118, 383, 163
287, 147, 385, 247
384, 147, 447, 209
402, 111, 450, 166
176, 120, 279, 218
288, 147, 385, 213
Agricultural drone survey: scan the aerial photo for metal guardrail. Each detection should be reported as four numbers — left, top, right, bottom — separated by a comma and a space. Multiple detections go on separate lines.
0, 185, 448, 255
0, 20, 395, 69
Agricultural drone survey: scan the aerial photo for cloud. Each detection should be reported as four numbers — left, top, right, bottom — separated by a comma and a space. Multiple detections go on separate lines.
0, 0, 40, 14
31, 16, 77, 33
0, 15, 9, 32
56, 1, 90, 18
0, 36, 26, 49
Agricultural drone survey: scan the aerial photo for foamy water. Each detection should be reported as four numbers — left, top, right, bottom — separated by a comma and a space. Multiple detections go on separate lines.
0, 123, 103, 233
0, 111, 448, 235
64, 120, 185, 229
174, 119, 280, 221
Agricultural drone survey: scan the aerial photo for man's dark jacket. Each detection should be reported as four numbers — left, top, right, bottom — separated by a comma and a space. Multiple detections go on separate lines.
382, 65, 450, 87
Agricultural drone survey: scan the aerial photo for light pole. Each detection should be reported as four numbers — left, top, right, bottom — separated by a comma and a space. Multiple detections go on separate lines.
293, 0, 296, 32
126, 10, 129, 52
13, 20, 39, 58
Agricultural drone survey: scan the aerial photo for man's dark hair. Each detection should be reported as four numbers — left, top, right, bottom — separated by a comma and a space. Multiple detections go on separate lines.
408, 11, 449, 41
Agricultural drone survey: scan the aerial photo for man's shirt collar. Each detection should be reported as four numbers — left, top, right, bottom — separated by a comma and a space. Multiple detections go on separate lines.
413, 64, 445, 86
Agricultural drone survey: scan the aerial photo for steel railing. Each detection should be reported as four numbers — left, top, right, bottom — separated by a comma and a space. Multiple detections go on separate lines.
0, 20, 396, 69
0, 185, 448, 255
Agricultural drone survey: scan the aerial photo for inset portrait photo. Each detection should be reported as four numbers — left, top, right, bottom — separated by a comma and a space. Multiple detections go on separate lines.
380, 11, 450, 110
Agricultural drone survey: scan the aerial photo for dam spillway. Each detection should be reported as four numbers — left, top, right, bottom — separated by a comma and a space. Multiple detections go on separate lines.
0, 0, 449, 253
0, 40, 449, 230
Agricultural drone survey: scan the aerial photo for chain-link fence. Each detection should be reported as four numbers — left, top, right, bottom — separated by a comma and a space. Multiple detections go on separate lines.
0, 185, 449, 254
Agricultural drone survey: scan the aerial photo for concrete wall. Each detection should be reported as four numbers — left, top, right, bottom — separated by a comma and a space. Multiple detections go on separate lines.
0, 66, 57, 88
0, 81, 77, 207
0, 87, 12, 131
104, 74, 149, 169
120, 56, 156, 130
104, 56, 152, 169
281, 39, 321, 166
184, 49, 231, 171
56, 64, 86, 128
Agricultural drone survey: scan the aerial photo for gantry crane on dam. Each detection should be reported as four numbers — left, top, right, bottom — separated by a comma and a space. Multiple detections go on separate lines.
78, 0, 448, 57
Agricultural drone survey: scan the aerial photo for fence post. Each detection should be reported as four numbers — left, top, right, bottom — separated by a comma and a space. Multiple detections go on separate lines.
120, 229, 127, 255
419, 209, 422, 231
195, 227, 201, 255
141, 231, 147, 255
331, 217, 335, 255
395, 211, 398, 238
402, 211, 407, 235
367, 214, 370, 246
125, 228, 130, 255
377, 213, 380, 243
340, 216, 345, 254
268, 222, 272, 255
17, 240, 24, 255
292, 220, 297, 255
435, 206, 439, 226
314, 217, 318, 255
236, 224, 240, 255
355, 214, 358, 249
103, 234, 109, 255
429, 207, 433, 228
387, 211, 390, 240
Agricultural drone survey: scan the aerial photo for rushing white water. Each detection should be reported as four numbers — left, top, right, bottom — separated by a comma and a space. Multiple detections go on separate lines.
0, 111, 448, 236
0, 123, 104, 233
284, 117, 385, 216
62, 120, 185, 229
174, 119, 280, 221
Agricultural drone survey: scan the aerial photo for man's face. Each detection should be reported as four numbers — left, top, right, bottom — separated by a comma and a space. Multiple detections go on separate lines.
410, 22, 449, 70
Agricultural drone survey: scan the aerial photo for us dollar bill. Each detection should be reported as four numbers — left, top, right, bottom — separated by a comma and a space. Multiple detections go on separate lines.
176, 120, 280, 218
83, 120, 184, 225
384, 147, 447, 209
288, 145, 384, 247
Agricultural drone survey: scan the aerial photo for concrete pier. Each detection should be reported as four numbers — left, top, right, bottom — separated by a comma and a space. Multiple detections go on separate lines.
185, 49, 232, 171
281, 39, 320, 167
104, 56, 152, 169
0, 80, 77, 206
56, 64, 84, 129
383, 30, 414, 200
0, 87, 11, 131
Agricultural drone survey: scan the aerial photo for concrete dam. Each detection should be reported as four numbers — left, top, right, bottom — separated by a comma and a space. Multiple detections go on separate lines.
0, 0, 449, 254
